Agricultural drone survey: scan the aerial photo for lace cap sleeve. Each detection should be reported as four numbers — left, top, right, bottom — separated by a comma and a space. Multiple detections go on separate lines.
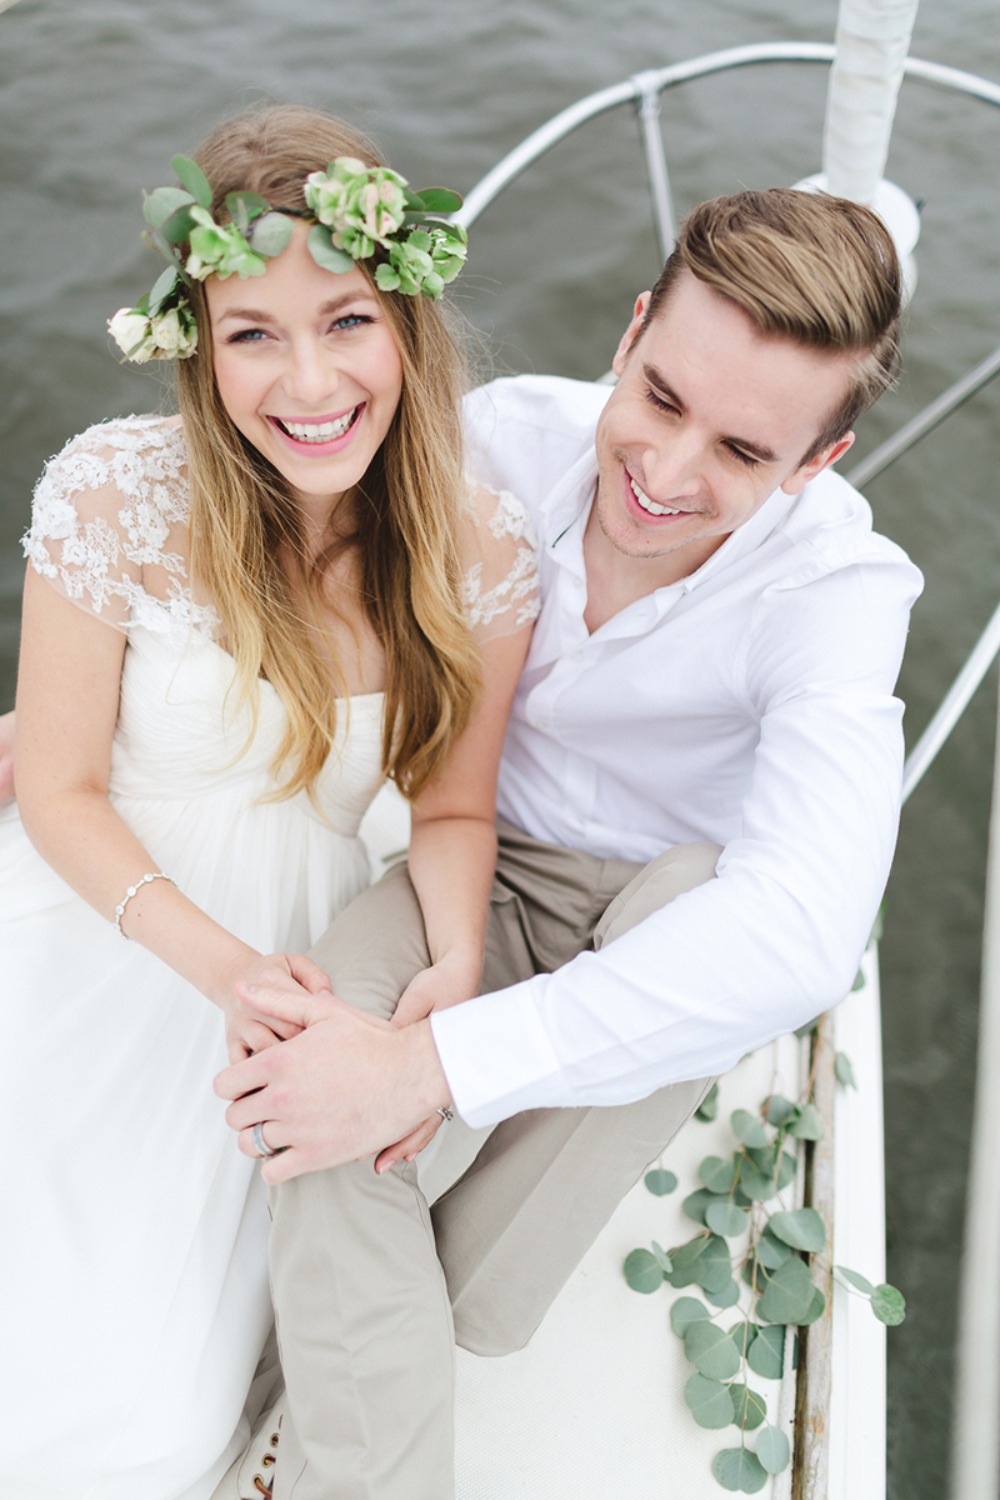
21, 416, 213, 637
458, 483, 541, 644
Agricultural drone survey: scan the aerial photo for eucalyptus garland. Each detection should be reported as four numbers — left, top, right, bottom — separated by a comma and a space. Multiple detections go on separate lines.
624, 1060, 905, 1494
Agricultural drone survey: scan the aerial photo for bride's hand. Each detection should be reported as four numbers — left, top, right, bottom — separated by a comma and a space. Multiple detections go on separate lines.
223, 951, 332, 1064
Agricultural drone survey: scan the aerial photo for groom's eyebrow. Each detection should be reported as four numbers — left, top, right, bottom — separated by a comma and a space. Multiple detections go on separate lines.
643, 361, 779, 464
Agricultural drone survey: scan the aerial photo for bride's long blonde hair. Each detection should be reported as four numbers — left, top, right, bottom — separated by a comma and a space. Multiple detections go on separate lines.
175, 104, 480, 801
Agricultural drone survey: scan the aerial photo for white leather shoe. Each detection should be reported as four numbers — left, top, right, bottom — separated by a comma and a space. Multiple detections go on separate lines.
210, 1397, 285, 1499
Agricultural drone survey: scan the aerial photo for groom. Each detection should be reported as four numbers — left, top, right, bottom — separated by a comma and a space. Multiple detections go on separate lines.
217, 187, 922, 1499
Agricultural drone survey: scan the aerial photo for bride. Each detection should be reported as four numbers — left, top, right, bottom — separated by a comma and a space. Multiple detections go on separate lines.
1, 104, 537, 1500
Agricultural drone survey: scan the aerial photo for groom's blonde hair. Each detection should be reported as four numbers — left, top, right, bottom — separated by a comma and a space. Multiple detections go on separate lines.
642, 188, 902, 461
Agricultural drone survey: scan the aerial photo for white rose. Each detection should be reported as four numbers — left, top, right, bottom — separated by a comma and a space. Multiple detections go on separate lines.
151, 308, 185, 354
108, 308, 154, 363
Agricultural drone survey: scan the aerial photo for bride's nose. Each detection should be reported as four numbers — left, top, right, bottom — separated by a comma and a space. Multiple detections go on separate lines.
281, 338, 340, 405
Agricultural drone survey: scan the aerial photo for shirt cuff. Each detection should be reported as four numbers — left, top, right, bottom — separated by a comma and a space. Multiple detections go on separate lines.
430, 976, 564, 1129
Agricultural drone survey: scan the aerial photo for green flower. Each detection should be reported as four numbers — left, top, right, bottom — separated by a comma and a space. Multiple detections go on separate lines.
185, 207, 267, 281
304, 159, 409, 254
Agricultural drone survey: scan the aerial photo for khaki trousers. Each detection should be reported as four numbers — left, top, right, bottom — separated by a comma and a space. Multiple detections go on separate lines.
268, 821, 719, 1500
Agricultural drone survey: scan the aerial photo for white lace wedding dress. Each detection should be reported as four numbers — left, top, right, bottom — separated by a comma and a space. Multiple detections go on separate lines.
0, 415, 539, 1500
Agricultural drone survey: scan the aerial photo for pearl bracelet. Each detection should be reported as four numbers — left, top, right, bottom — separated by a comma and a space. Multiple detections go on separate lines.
114, 871, 176, 939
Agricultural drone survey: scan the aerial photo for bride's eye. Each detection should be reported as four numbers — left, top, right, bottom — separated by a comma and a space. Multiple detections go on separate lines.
226, 328, 268, 344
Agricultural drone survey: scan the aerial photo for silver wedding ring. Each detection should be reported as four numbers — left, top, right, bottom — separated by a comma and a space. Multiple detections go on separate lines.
252, 1121, 279, 1159
437, 1106, 455, 1123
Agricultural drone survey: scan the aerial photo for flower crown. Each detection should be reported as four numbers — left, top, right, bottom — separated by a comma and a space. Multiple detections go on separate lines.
108, 154, 468, 363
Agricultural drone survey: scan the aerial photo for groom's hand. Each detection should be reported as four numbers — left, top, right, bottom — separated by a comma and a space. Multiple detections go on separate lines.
213, 991, 451, 1183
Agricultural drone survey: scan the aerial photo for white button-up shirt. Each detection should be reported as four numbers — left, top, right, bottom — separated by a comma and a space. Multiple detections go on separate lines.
431, 376, 924, 1128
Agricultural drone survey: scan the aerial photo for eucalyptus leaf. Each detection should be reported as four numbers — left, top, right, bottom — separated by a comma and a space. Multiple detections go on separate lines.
695, 1082, 719, 1121
410, 186, 463, 214
670, 1296, 711, 1336
250, 212, 293, 258
871, 1283, 907, 1326
711, 1447, 769, 1493
307, 225, 355, 274
775, 1150, 797, 1191
767, 1207, 826, 1253
147, 266, 181, 314
683, 1188, 722, 1226
745, 1143, 778, 1177
700, 1155, 739, 1194
755, 1424, 791, 1474
707, 1201, 751, 1239
732, 1109, 769, 1148
143, 186, 196, 229
755, 1230, 792, 1270
651, 1240, 673, 1274
730, 1382, 767, 1430
706, 1278, 742, 1310
738, 1158, 774, 1201
800, 1286, 827, 1326
684, 1373, 736, 1430
226, 190, 270, 224
757, 1255, 818, 1325
170, 154, 213, 208
787, 1103, 824, 1141
729, 1320, 756, 1359
644, 1168, 678, 1196
698, 1235, 737, 1295
764, 1093, 796, 1126
746, 1323, 785, 1379
683, 1320, 742, 1380
623, 1247, 664, 1294
160, 205, 199, 247
834, 1051, 858, 1088
836, 1265, 874, 1297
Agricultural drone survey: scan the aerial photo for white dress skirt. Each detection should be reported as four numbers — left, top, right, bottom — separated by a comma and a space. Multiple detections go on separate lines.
0, 416, 539, 1500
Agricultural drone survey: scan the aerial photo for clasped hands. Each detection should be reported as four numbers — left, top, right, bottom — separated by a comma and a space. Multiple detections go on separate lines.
215, 953, 458, 1183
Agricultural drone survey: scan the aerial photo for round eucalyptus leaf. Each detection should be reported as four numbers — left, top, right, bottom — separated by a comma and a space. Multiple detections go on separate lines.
767, 1207, 826, 1253
148, 266, 181, 313
836, 1265, 874, 1297
706, 1201, 751, 1239
764, 1093, 796, 1126
834, 1050, 858, 1089
411, 186, 464, 214
745, 1144, 777, 1176
695, 1082, 720, 1121
683, 1320, 742, 1380
746, 1323, 785, 1379
756, 1424, 791, 1473
799, 1285, 827, 1326
788, 1103, 823, 1141
730, 1382, 767, 1430
707, 1278, 742, 1310
644, 1168, 678, 1197
697, 1234, 737, 1295
143, 186, 196, 229
776, 1150, 797, 1191
757, 1255, 818, 1325
623, 1247, 664, 1294
670, 1296, 711, 1336
711, 1447, 769, 1493
731, 1109, 769, 1148
250, 212, 293, 258
684, 1373, 736, 1429
756, 1229, 793, 1270
738, 1158, 774, 1201
729, 1320, 756, 1359
700, 1154, 739, 1194
683, 1188, 721, 1226
307, 225, 355, 273
871, 1283, 907, 1326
